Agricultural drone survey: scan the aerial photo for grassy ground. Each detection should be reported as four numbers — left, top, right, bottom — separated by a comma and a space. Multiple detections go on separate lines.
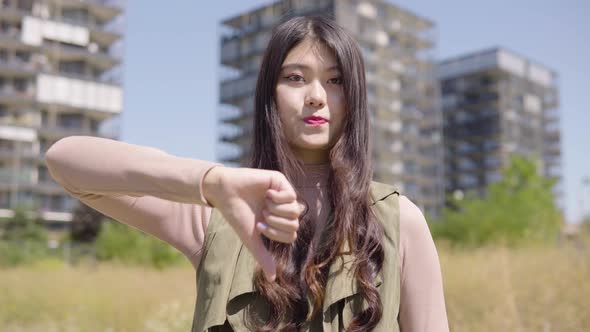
0, 260, 195, 332
440, 241, 589, 331
0, 241, 588, 331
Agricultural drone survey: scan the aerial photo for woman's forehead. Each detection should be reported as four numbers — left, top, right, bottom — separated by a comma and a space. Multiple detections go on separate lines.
282, 39, 339, 71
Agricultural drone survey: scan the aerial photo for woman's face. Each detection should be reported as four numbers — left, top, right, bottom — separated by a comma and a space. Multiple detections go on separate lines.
275, 38, 346, 164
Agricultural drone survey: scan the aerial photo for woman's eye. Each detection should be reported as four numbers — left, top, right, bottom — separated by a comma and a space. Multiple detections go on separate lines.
329, 77, 343, 85
286, 75, 304, 82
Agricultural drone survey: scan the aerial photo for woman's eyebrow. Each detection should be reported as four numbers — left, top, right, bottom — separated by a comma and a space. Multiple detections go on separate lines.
281, 63, 340, 72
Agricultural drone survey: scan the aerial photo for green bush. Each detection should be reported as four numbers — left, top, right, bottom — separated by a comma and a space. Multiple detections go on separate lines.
0, 240, 52, 267
95, 220, 185, 268
0, 205, 47, 243
0, 205, 52, 267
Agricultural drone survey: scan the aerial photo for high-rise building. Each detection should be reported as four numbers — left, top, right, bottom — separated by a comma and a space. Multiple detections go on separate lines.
0, 0, 124, 229
438, 48, 561, 202
218, 0, 443, 217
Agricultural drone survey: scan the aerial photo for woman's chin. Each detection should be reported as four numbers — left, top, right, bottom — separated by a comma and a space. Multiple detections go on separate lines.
294, 140, 331, 150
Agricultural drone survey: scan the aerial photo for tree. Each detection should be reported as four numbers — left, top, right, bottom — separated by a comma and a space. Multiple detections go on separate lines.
431, 155, 562, 247
70, 202, 106, 243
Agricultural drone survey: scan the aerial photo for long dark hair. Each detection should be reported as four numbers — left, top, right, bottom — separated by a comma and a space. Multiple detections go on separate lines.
249, 15, 384, 331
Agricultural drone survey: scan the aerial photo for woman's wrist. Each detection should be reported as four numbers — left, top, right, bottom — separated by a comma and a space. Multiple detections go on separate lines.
202, 165, 224, 207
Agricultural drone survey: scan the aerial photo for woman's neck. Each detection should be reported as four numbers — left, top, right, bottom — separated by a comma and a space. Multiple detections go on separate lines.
292, 163, 330, 188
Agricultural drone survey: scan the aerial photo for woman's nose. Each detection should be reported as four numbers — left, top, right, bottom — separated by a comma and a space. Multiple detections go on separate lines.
305, 80, 326, 108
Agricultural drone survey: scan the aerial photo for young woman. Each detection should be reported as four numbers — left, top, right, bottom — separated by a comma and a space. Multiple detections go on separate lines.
46, 15, 448, 332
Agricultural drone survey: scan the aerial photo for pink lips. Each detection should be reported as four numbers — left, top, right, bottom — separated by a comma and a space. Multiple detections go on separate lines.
303, 116, 329, 126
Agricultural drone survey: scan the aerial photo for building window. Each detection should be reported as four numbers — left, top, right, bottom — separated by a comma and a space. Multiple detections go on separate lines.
59, 60, 85, 76
459, 174, 477, 187
15, 50, 30, 63
457, 142, 475, 153
14, 78, 27, 92
41, 110, 49, 126
57, 113, 83, 129
405, 182, 420, 198
485, 156, 501, 168
16, 0, 33, 11
38, 166, 50, 182
483, 139, 499, 151
0, 49, 8, 62
404, 160, 417, 173
0, 139, 12, 151
61, 8, 89, 26
16, 190, 34, 207
90, 118, 99, 132
458, 158, 476, 171
486, 170, 502, 183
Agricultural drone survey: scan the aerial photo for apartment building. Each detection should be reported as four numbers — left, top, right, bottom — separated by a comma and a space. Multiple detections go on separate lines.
0, 0, 124, 228
438, 48, 561, 202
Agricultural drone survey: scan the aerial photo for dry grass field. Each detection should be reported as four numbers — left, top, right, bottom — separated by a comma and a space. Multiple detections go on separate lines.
1, 240, 588, 331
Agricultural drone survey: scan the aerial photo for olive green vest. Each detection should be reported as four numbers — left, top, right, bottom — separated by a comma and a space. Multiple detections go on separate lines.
192, 181, 400, 331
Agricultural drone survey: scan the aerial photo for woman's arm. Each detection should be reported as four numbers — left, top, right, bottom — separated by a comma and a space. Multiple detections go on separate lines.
398, 195, 450, 332
45, 136, 222, 268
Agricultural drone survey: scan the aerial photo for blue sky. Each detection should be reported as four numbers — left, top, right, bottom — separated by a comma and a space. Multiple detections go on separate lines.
121, 0, 589, 223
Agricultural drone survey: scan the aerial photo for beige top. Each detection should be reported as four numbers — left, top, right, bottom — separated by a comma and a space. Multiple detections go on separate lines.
45, 136, 449, 332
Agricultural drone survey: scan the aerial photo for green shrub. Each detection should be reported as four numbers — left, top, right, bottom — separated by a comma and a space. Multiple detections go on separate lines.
0, 240, 51, 267
95, 220, 184, 268
0, 205, 52, 267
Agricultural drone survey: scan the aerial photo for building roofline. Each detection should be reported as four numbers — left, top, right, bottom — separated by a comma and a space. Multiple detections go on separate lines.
376, 0, 435, 28
221, 2, 272, 27
438, 46, 557, 76
221, 0, 435, 29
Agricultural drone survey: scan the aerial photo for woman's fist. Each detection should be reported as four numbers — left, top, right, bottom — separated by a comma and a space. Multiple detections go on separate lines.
203, 166, 303, 281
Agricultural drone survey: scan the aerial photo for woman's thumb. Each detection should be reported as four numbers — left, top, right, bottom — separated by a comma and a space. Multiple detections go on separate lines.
248, 233, 277, 282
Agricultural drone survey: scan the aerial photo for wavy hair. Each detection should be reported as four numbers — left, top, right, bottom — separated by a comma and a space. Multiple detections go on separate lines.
248, 15, 384, 331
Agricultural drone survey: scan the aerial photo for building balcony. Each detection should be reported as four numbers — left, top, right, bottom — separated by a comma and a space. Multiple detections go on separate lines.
543, 108, 560, 124
544, 129, 561, 142
218, 103, 252, 123
0, 125, 37, 144
42, 42, 120, 71
221, 37, 268, 68
544, 153, 562, 165
1, 3, 122, 46
400, 106, 423, 121
0, 31, 36, 51
0, 168, 34, 185
0, 58, 38, 77
36, 74, 123, 114
221, 111, 254, 130
0, 3, 25, 21
51, 0, 123, 22
38, 125, 96, 140
216, 142, 243, 163
57, 16, 123, 47
219, 125, 253, 146
544, 143, 561, 156
58, 3, 123, 38
0, 206, 73, 222
220, 74, 258, 104
0, 146, 37, 160
372, 121, 403, 139
34, 179, 68, 195
0, 87, 36, 106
